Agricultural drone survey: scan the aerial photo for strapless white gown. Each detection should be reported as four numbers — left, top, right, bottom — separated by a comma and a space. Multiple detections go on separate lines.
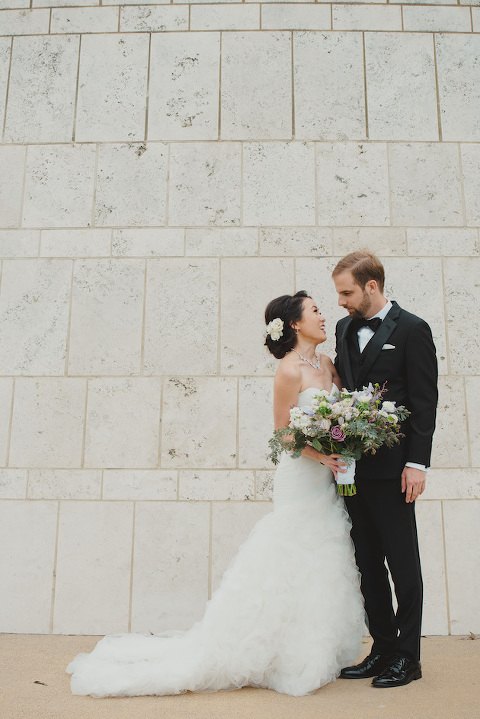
67, 387, 364, 697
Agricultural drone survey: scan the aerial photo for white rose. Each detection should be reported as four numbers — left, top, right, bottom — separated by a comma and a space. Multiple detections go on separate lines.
388, 414, 398, 424
318, 418, 331, 431
382, 401, 396, 414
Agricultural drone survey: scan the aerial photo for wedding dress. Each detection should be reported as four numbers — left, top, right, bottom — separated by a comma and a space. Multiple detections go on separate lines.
67, 386, 364, 697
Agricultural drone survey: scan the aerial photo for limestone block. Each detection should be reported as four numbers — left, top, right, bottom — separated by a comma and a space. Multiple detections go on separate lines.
220, 258, 293, 375
0, 37, 11, 126
34, 0, 103, 6
403, 6, 471, 33
0, 470, 26, 499
0, 230, 40, 257
388, 143, 463, 226
422, 469, 480, 501
76, 34, 148, 142
443, 258, 480, 375
255, 470, 274, 500
461, 144, 480, 225
392, 0, 459, 4
466, 378, 480, 467
41, 229, 111, 258
22, 144, 96, 228
0, 146, 25, 228
221, 32, 291, 140
295, 256, 342, 360
131, 502, 209, 631
0, 500, 57, 633
5, 35, 78, 143
185, 0, 243, 3
103, 469, 177, 500
211, 502, 272, 592
53, 501, 133, 634
407, 228, 479, 256
260, 228, 332, 256
113, 229, 184, 257
27, 470, 101, 500
430, 377, 467, 469
443, 500, 480, 634
294, 32, 365, 141
316, 143, 389, 226
104, 0, 168, 5
10, 379, 85, 468
365, 33, 438, 141
161, 377, 237, 468
262, 5, 330, 30
0, 260, 71, 375
436, 35, 480, 142
0, 379, 12, 466
50, 7, 119, 33
0, 9, 49, 35
95, 143, 168, 227
382, 257, 447, 375
148, 32, 219, 141
0, 0, 28, 8
169, 143, 241, 226
186, 228, 258, 256
473, 8, 480, 31
68, 259, 145, 376
415, 501, 448, 635
84, 378, 161, 468
144, 259, 218, 375
120, 5, 189, 31
191, 4, 259, 30
238, 378, 274, 469
333, 5, 402, 31
334, 228, 407, 256
179, 470, 255, 501
243, 142, 315, 226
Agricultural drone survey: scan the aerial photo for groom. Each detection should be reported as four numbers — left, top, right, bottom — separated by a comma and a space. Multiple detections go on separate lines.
332, 251, 438, 688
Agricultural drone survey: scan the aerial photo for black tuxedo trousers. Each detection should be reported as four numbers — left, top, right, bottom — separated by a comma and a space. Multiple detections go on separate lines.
335, 303, 438, 663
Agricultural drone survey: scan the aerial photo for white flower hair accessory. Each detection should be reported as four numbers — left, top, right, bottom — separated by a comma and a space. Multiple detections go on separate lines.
266, 318, 284, 341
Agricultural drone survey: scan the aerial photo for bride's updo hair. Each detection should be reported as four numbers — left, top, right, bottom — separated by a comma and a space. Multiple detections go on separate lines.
264, 291, 310, 359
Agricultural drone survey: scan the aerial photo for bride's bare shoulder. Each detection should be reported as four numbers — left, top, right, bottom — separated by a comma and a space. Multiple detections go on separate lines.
274, 353, 302, 385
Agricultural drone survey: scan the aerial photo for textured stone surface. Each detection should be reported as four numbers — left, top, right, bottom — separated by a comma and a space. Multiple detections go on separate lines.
262, 5, 330, 30
333, 5, 402, 31
0, 9, 49, 35
10, 378, 86, 468
436, 35, 480, 142
179, 470, 255, 501
416, 501, 449, 635
403, 6, 472, 32
22, 144, 96, 228
430, 376, 467, 468
294, 32, 365, 141
220, 258, 293, 375
169, 143, 241, 226
95, 143, 168, 227
190, 4, 259, 30
461, 144, 480, 226
0, 500, 57, 633
388, 143, 463, 226
0, 469, 26, 499
407, 228, 479, 256
119, 5, 188, 31
161, 377, 237, 468
365, 33, 438, 141
84, 379, 161, 468
112, 229, 184, 257
333, 228, 407, 256
103, 470, 177, 500
443, 501, 480, 634
0, 260, 71, 375
144, 259, 218, 375
423, 469, 480, 500
0, 379, 12, 466
0, 230, 39, 257
148, 32, 219, 141
0, 146, 25, 228
0, 37, 11, 127
238, 378, 274, 469
221, 32, 291, 140
53, 502, 133, 634
40, 229, 111, 257
443, 258, 480, 375
50, 7, 119, 33
317, 143, 390, 226
76, 34, 148, 142
466, 378, 480, 468
260, 227, 332, 256
243, 142, 315, 226
27, 470, 101, 500
131, 502, 209, 631
186, 228, 258, 256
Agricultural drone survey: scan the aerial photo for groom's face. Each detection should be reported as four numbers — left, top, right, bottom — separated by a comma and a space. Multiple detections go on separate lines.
334, 271, 373, 319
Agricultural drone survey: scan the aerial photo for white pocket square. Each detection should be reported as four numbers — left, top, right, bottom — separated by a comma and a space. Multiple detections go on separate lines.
382, 344, 395, 350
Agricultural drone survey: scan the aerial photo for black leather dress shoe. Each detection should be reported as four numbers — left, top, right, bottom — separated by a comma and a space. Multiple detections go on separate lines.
371, 656, 422, 687
340, 651, 395, 679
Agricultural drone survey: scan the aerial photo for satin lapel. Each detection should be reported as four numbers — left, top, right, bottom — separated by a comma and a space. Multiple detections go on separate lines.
357, 303, 401, 387
339, 318, 355, 391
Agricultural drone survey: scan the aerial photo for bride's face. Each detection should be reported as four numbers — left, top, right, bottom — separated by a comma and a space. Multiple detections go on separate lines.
294, 298, 326, 343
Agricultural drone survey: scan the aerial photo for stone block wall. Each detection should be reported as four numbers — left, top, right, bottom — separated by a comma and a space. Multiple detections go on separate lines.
0, 0, 479, 636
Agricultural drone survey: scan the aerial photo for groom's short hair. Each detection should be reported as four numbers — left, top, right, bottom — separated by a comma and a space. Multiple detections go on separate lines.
332, 250, 385, 293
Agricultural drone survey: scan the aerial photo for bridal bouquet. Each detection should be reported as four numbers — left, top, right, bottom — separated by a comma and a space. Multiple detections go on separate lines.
268, 383, 410, 496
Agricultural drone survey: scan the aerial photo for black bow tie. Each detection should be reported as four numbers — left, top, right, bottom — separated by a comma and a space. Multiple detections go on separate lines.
350, 317, 382, 333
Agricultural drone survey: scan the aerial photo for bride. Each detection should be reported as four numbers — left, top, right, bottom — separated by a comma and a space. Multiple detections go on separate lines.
67, 291, 364, 697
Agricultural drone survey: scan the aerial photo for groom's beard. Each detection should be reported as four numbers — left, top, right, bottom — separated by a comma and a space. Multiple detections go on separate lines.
349, 290, 372, 319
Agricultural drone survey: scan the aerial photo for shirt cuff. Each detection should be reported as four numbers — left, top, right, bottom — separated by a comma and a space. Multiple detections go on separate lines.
405, 462, 428, 472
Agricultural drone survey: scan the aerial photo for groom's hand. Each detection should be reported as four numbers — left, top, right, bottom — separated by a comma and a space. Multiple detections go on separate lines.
401, 467, 426, 503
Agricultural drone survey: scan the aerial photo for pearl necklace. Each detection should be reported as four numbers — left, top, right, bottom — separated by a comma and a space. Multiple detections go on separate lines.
291, 348, 322, 371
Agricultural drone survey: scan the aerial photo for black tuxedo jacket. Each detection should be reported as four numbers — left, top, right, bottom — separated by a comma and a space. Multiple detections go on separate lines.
334, 301, 438, 480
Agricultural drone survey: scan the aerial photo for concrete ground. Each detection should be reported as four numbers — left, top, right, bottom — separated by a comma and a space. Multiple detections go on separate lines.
0, 634, 479, 719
